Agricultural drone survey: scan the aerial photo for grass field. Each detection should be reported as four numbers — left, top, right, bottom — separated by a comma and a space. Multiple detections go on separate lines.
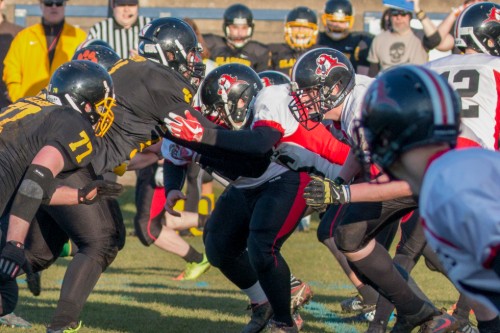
7, 183, 460, 333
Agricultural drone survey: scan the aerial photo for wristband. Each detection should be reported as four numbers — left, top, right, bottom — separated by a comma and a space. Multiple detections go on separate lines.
416, 10, 427, 20
7, 241, 24, 250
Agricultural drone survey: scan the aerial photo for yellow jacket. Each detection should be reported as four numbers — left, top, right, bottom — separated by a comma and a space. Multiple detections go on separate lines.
3, 22, 86, 102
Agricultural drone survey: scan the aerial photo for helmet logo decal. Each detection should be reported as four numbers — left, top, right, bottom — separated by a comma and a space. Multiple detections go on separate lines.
315, 54, 347, 78
260, 77, 272, 87
76, 50, 98, 63
483, 7, 500, 24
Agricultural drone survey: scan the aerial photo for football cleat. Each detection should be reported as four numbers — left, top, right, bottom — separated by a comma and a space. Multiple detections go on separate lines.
418, 310, 460, 333
0, 313, 32, 328
176, 253, 211, 281
267, 319, 299, 333
241, 302, 274, 333
290, 280, 313, 312
391, 302, 440, 333
46, 321, 82, 332
292, 312, 304, 331
341, 295, 376, 313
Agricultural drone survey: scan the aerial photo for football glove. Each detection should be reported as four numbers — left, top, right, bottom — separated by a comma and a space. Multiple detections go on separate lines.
164, 111, 204, 142
303, 175, 351, 207
0, 241, 26, 281
78, 180, 124, 205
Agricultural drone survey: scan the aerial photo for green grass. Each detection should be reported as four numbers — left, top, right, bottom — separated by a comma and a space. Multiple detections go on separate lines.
9, 185, 459, 333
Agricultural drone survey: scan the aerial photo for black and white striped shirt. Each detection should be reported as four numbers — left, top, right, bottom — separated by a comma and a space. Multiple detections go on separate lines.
87, 16, 151, 59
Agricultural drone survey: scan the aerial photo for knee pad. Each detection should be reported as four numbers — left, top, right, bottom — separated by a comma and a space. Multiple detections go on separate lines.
334, 223, 368, 253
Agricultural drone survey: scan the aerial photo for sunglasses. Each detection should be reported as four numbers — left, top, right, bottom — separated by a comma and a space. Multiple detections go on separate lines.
390, 10, 410, 17
43, 1, 64, 6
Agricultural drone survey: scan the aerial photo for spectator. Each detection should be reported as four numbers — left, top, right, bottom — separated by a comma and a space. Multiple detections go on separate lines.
203, 3, 269, 72
0, 1, 21, 109
87, 0, 150, 59
317, 0, 374, 75
3, 0, 86, 103
269, 6, 320, 76
367, 0, 444, 76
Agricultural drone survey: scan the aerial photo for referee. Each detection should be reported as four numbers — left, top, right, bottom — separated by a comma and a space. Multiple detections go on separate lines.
87, 0, 151, 59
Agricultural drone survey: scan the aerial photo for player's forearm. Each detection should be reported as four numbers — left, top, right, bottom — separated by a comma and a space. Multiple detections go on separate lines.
48, 186, 80, 205
201, 126, 281, 155
349, 180, 412, 202
6, 215, 31, 244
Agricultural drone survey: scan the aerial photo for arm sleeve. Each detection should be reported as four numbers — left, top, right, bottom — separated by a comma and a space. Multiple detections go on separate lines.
422, 31, 442, 50
163, 161, 187, 195
200, 126, 282, 155
198, 150, 271, 179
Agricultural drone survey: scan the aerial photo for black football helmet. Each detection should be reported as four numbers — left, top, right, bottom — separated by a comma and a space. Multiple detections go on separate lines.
223, 4, 254, 48
455, 2, 500, 56
47, 60, 115, 137
138, 17, 206, 89
285, 7, 319, 50
258, 70, 291, 87
358, 65, 461, 174
77, 39, 113, 51
322, 0, 354, 40
200, 63, 263, 130
72, 45, 121, 70
289, 47, 355, 129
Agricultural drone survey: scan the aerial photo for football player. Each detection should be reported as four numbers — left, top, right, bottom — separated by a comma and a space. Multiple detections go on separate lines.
317, 0, 373, 75
21, 17, 209, 332
358, 64, 500, 331
269, 6, 320, 76
0, 60, 122, 319
203, 3, 270, 72
294, 48, 455, 332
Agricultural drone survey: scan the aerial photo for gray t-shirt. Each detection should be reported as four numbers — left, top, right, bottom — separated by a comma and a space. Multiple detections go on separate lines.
368, 29, 428, 70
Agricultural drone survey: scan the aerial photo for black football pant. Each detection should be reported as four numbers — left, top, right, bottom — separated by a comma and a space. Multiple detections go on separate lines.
204, 171, 309, 325
24, 167, 125, 329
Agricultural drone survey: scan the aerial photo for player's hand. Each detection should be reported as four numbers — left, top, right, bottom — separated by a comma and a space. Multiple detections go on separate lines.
164, 111, 204, 142
0, 241, 26, 282
303, 175, 351, 207
165, 190, 186, 217
78, 180, 124, 205
161, 139, 198, 166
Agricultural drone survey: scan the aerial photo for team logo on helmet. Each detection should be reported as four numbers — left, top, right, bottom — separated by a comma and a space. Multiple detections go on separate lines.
315, 54, 348, 78
76, 50, 98, 63
260, 77, 272, 87
483, 7, 500, 24
217, 74, 249, 99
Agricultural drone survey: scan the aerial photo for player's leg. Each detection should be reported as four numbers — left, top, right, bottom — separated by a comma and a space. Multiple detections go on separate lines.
41, 168, 125, 331
334, 197, 441, 331
247, 171, 308, 331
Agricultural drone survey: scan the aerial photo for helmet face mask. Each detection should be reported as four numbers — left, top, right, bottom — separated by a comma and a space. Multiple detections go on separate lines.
223, 4, 254, 48
289, 48, 355, 130
285, 6, 319, 50
47, 60, 116, 137
455, 2, 500, 56
139, 18, 206, 89
358, 65, 461, 178
200, 64, 263, 130
322, 0, 354, 40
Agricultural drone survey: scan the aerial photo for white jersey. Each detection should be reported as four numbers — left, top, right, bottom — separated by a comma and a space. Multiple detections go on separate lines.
420, 148, 500, 311
425, 54, 500, 150
326, 75, 374, 148
251, 84, 347, 179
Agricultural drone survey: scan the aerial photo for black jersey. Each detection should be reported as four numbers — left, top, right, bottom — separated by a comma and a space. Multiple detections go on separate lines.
91, 55, 197, 175
317, 31, 374, 73
203, 34, 270, 72
269, 43, 321, 76
0, 96, 96, 211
